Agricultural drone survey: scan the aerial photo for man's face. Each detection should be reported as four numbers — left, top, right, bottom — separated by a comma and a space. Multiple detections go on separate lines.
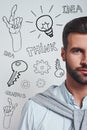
61, 33, 87, 85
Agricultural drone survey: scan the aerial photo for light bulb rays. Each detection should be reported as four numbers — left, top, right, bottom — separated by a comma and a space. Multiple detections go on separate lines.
26, 5, 62, 38
48, 5, 54, 13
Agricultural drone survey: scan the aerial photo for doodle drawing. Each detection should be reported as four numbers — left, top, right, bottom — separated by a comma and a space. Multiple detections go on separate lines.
21, 80, 30, 89
3, 98, 18, 129
36, 78, 46, 88
33, 59, 51, 75
26, 5, 62, 38
62, 5, 83, 14
2, 4, 23, 52
54, 59, 65, 78
26, 42, 58, 57
7, 60, 28, 87
36, 15, 53, 37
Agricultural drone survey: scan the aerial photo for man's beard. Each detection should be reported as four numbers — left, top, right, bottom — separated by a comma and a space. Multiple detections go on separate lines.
66, 61, 87, 85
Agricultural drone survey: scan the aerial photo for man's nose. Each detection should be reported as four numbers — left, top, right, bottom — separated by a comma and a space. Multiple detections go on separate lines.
81, 53, 87, 65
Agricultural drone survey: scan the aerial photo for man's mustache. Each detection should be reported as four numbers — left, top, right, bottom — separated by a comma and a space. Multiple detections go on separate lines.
76, 65, 87, 70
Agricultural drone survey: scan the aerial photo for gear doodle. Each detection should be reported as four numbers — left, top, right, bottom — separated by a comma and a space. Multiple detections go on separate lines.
33, 60, 51, 75
21, 80, 30, 89
36, 78, 46, 88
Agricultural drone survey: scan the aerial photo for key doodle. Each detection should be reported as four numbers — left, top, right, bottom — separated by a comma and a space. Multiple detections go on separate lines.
7, 60, 28, 87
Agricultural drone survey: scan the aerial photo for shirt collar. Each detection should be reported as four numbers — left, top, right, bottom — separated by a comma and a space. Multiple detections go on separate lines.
60, 81, 87, 109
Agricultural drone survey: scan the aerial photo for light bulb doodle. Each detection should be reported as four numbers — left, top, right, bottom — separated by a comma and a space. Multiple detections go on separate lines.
26, 5, 62, 39
54, 59, 65, 78
7, 60, 28, 87
36, 15, 53, 37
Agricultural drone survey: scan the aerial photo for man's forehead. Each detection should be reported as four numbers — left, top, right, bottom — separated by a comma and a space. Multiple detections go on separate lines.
68, 33, 87, 44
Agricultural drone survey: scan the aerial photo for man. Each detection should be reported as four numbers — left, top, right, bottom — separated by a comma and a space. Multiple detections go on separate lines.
18, 17, 87, 130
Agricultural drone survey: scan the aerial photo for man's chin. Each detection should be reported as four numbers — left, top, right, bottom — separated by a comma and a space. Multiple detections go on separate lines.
71, 73, 87, 85
76, 78, 87, 85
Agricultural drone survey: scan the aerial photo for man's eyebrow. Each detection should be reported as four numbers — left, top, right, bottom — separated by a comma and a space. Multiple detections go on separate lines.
70, 47, 84, 51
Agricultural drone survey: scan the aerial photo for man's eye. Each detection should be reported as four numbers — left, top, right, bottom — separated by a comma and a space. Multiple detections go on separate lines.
72, 49, 82, 54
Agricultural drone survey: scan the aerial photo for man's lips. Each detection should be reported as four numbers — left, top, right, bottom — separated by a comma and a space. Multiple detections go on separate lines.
78, 69, 87, 74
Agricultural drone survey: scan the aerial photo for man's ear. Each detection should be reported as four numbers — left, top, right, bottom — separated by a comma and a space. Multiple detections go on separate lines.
61, 47, 66, 61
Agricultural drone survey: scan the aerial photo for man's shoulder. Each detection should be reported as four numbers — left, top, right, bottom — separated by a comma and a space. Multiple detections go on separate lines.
26, 82, 65, 110
44, 83, 64, 99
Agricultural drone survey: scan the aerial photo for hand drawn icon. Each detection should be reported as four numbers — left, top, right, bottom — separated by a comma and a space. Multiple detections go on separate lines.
26, 5, 62, 39
7, 60, 28, 87
2, 4, 23, 52
21, 80, 30, 89
54, 59, 65, 78
33, 59, 51, 75
36, 15, 53, 37
36, 78, 46, 88
3, 98, 18, 129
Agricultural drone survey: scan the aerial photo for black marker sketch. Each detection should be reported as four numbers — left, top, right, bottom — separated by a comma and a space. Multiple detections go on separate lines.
26, 5, 62, 38
21, 80, 30, 89
33, 60, 51, 75
26, 42, 58, 57
3, 98, 18, 129
54, 59, 65, 78
5, 90, 26, 98
7, 60, 28, 87
36, 15, 53, 37
62, 5, 83, 14
2, 4, 23, 52
36, 78, 46, 88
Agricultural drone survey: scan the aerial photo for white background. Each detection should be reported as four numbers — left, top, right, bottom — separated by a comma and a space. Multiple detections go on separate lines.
0, 0, 87, 130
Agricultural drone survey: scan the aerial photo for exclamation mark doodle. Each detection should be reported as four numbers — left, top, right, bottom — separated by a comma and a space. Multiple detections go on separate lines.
7, 60, 28, 87
54, 59, 65, 78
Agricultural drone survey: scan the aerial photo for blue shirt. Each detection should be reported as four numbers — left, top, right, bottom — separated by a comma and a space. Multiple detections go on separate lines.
18, 82, 87, 130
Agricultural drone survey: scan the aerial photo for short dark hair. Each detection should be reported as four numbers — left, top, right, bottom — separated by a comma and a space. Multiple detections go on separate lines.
62, 16, 87, 49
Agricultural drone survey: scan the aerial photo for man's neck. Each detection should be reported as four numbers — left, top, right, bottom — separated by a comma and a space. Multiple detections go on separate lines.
66, 74, 87, 107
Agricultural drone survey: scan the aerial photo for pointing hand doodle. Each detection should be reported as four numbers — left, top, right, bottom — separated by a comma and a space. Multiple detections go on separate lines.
2, 4, 23, 52
3, 98, 18, 129
2, 4, 23, 34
